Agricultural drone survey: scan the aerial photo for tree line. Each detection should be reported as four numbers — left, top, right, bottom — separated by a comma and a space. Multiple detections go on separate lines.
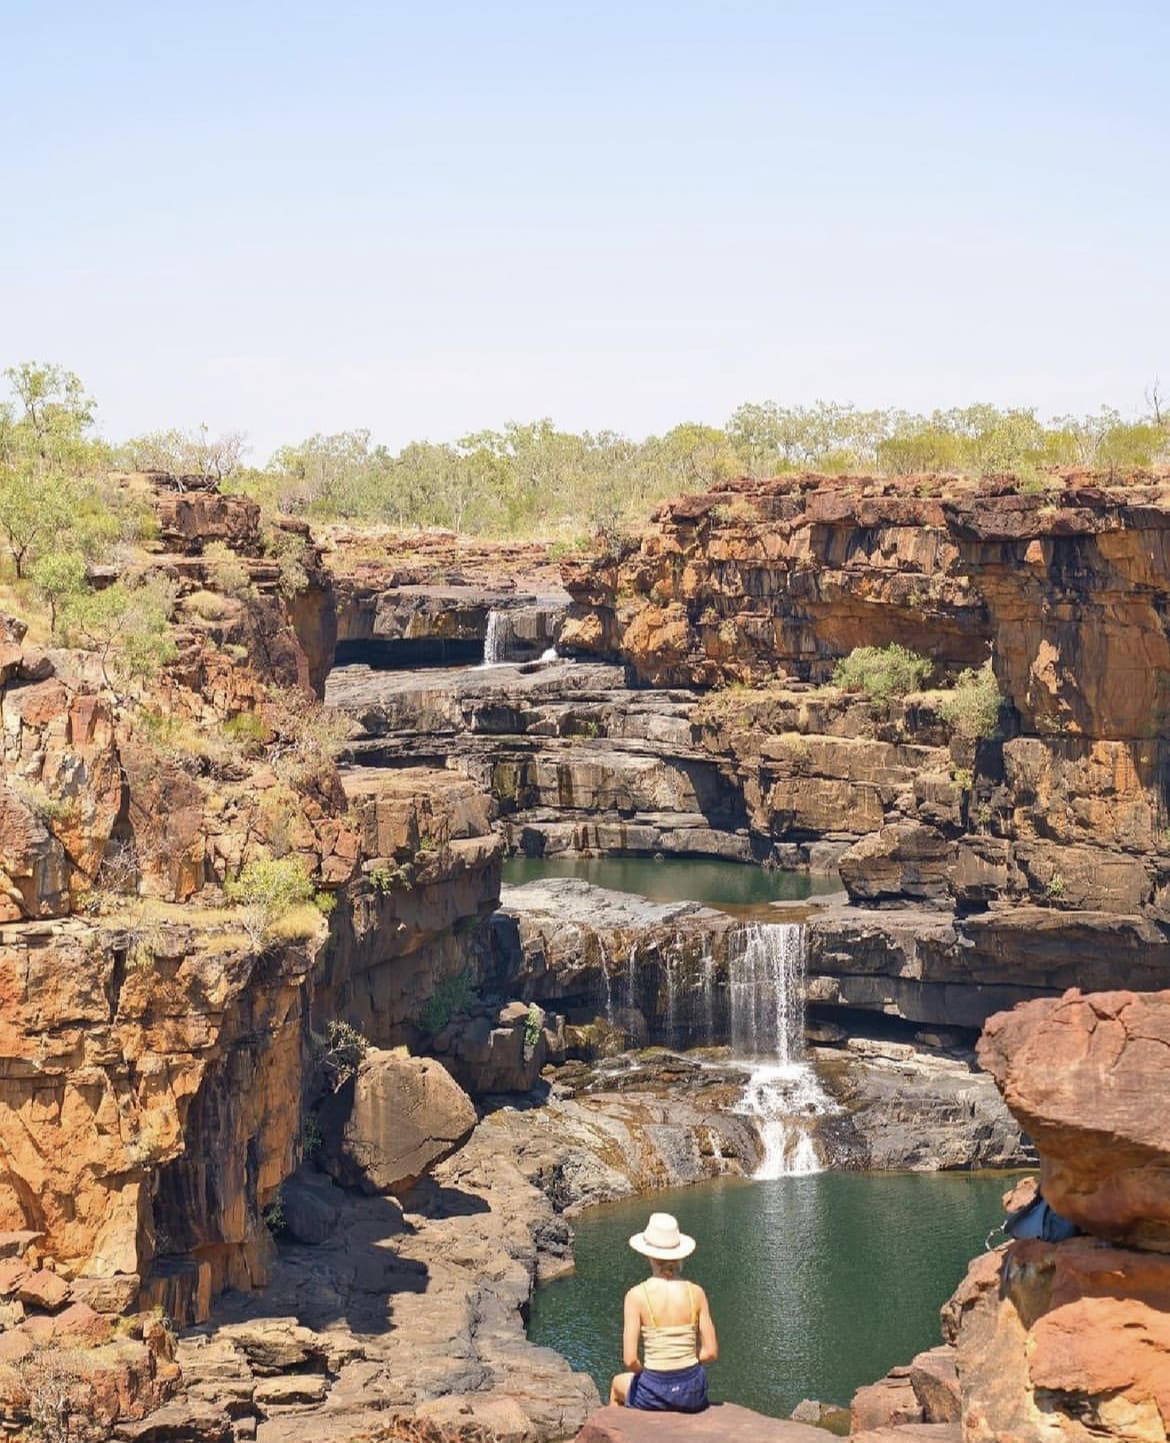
224, 396, 1170, 539
2, 364, 1169, 603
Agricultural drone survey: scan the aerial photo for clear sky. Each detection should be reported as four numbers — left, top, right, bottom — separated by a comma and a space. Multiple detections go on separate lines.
2, 0, 1167, 459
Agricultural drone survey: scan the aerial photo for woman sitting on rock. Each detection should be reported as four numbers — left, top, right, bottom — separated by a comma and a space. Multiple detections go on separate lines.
609, 1212, 718, 1412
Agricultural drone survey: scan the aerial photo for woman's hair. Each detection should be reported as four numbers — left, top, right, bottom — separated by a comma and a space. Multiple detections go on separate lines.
650, 1258, 680, 1280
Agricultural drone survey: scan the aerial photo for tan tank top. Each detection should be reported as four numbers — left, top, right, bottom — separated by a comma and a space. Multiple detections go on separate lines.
640, 1281, 700, 1371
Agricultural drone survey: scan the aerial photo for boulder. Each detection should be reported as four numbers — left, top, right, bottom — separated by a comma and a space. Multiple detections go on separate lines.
321, 1050, 477, 1195
907, 1346, 960, 1423
851, 1371, 923, 1432
16, 1268, 71, 1311
977, 988, 1170, 1249
280, 1170, 343, 1246
952, 1238, 1170, 1443
253, 1374, 328, 1407
573, 1403, 828, 1441
113, 1401, 234, 1441
217, 1318, 329, 1374
838, 823, 955, 907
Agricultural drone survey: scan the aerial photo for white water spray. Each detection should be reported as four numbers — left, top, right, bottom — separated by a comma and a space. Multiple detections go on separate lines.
730, 923, 836, 1179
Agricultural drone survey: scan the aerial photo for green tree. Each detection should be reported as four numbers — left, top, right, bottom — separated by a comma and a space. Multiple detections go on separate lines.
64, 573, 178, 690
31, 551, 87, 630
0, 472, 79, 577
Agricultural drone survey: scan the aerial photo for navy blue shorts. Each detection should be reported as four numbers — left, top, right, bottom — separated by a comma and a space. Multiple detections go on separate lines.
627, 1363, 709, 1412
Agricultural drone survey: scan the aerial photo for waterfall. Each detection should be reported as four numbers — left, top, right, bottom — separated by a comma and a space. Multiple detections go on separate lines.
664, 946, 678, 1044
701, 940, 716, 1040
482, 609, 512, 666
624, 945, 638, 1011
598, 937, 615, 1027
730, 923, 836, 1179
730, 923, 805, 1064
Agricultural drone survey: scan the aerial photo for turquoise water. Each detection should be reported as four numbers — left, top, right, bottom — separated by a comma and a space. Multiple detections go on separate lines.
529, 1172, 1017, 1418
502, 855, 839, 907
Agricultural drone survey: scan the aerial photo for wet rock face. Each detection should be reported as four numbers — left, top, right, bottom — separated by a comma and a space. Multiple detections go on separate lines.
977, 988, 1170, 1251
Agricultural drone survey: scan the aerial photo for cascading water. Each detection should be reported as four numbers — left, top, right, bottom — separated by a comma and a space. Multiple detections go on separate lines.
730, 923, 836, 1180
598, 937, 615, 1026
482, 609, 512, 666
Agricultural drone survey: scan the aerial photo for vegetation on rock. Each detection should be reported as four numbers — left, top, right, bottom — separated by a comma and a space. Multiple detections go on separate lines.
419, 969, 477, 1036
832, 644, 932, 699
224, 855, 320, 949
934, 661, 1003, 740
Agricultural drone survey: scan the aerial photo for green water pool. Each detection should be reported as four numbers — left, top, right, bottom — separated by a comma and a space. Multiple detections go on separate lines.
502, 855, 840, 907
528, 1171, 1018, 1419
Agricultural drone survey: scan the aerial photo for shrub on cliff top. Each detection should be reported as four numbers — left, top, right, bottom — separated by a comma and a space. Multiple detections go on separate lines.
937, 660, 1003, 739
225, 855, 317, 949
832, 644, 931, 700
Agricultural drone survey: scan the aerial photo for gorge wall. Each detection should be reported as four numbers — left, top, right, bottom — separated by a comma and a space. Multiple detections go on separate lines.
4, 469, 1170, 1441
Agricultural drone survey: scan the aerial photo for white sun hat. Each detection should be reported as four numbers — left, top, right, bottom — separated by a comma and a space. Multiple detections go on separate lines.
629, 1212, 696, 1260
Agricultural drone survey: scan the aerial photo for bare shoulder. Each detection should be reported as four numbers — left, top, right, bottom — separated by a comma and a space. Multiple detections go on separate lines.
691, 1281, 711, 1304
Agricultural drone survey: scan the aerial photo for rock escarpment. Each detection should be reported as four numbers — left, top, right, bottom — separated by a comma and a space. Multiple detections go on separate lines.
551, 476, 1170, 1030
0, 484, 554, 1437
323, 525, 567, 668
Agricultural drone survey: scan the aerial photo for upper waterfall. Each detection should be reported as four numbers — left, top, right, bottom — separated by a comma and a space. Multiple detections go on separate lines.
482, 608, 512, 665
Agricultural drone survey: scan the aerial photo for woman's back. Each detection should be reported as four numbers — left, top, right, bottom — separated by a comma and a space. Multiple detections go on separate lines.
638, 1278, 701, 1370
638, 1276, 700, 1329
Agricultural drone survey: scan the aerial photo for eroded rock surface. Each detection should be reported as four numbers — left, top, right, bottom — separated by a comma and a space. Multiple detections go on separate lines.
976, 988, 1170, 1251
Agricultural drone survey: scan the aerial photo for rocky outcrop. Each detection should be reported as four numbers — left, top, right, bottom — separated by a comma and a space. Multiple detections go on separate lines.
907, 987, 1170, 1443
319, 767, 503, 1048
952, 1240, 1170, 1443
322, 525, 567, 668
328, 659, 753, 861
976, 988, 1170, 1252
320, 1051, 477, 1195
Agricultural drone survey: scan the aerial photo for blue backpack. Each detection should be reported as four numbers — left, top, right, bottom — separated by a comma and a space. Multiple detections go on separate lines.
1002, 1190, 1079, 1243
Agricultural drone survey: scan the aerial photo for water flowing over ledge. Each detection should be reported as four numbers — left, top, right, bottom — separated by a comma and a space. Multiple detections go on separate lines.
729, 922, 838, 1178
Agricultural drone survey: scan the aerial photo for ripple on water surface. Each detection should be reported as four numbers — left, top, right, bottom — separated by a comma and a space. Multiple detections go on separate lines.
528, 1171, 1021, 1419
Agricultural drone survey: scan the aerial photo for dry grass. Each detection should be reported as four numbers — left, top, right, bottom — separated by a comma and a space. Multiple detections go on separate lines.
0, 577, 53, 644
266, 902, 329, 943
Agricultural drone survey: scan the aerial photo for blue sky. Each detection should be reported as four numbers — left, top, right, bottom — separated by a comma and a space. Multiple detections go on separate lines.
2, 0, 1166, 458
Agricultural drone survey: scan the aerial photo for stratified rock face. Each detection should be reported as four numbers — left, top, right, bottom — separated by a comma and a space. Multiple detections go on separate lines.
0, 918, 314, 1300
558, 476, 1170, 734
941, 988, 1170, 1442
321, 766, 503, 1047
322, 524, 567, 668
320, 1050, 477, 1195
977, 989, 1170, 1251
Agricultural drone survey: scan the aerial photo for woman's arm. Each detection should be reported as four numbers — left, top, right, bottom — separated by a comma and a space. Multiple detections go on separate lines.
622, 1289, 643, 1372
696, 1286, 718, 1364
